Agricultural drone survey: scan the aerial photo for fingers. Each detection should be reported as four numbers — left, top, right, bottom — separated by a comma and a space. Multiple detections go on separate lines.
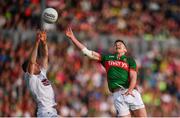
123, 91, 135, 97
35, 29, 47, 43
66, 27, 71, 33
38, 30, 47, 42
36, 30, 41, 42
65, 26, 74, 37
69, 27, 73, 33
67, 24, 71, 29
41, 29, 47, 34
68, 27, 72, 32
65, 28, 71, 37
36, 29, 46, 36
41, 32, 47, 42
66, 25, 73, 33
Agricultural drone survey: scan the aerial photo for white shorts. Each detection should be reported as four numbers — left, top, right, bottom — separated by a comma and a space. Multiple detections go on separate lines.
112, 89, 145, 116
37, 108, 58, 117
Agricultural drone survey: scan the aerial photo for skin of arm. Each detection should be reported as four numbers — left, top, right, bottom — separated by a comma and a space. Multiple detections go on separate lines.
65, 27, 101, 61
40, 31, 48, 70
27, 32, 41, 74
124, 69, 137, 97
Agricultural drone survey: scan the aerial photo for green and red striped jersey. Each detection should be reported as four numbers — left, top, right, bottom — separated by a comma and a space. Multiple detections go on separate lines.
101, 53, 137, 91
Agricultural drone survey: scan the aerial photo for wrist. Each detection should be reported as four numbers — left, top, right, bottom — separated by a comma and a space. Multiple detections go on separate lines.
71, 35, 76, 40
128, 87, 134, 91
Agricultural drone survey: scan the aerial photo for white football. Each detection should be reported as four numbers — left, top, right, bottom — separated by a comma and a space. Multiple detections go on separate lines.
42, 8, 58, 23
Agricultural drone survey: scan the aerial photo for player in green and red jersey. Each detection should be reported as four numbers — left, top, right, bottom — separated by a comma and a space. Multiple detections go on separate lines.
101, 51, 137, 92
65, 27, 147, 117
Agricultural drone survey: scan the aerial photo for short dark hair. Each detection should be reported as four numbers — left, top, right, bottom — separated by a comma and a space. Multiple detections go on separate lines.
22, 60, 29, 72
114, 40, 127, 48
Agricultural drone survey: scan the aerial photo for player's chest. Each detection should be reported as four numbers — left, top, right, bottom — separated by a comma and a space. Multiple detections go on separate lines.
36, 74, 51, 86
104, 60, 129, 71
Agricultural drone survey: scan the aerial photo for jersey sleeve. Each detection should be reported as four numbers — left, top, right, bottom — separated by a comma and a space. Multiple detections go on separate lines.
23, 72, 36, 86
40, 67, 47, 76
24, 72, 36, 78
100, 54, 106, 65
128, 57, 137, 71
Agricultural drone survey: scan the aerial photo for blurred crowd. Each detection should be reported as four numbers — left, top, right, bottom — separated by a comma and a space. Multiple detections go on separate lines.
0, 32, 179, 117
0, 0, 180, 117
0, 0, 179, 39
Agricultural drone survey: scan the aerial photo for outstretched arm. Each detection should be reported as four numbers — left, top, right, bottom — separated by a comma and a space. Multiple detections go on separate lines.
27, 31, 41, 74
40, 31, 48, 70
65, 27, 101, 61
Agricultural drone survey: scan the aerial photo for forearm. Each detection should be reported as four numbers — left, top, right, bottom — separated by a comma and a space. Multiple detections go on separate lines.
66, 27, 101, 60
29, 42, 39, 63
128, 77, 137, 91
41, 41, 48, 69
42, 42, 48, 57
70, 36, 85, 50
128, 71, 137, 91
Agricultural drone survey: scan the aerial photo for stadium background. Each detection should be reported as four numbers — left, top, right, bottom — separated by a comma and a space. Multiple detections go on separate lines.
0, 0, 179, 117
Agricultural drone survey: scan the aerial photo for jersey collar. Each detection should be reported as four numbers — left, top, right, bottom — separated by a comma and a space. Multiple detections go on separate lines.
115, 53, 127, 61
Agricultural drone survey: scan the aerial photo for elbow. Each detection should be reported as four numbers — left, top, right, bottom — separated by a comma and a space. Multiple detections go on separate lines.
81, 48, 94, 59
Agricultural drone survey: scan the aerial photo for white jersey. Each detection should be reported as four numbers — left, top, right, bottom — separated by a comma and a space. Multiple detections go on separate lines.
24, 68, 57, 112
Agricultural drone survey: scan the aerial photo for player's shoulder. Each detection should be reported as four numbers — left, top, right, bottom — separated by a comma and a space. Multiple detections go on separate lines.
101, 53, 115, 60
23, 72, 33, 83
40, 67, 47, 77
126, 56, 134, 60
24, 72, 36, 79
125, 55, 136, 64
101, 52, 116, 57
124, 54, 133, 59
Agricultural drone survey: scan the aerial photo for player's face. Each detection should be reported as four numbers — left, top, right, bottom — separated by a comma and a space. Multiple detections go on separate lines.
114, 42, 127, 54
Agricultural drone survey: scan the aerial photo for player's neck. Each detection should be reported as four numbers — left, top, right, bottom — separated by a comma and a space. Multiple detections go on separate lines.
117, 52, 125, 58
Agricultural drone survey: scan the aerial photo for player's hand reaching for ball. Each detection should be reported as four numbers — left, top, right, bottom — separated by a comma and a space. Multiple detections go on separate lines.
65, 26, 75, 39
36, 31, 41, 43
40, 31, 47, 44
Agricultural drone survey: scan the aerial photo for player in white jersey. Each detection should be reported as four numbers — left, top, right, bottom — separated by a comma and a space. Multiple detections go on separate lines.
22, 31, 58, 117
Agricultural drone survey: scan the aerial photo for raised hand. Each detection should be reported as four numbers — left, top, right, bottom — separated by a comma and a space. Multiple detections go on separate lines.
65, 27, 75, 39
40, 31, 47, 44
36, 31, 41, 43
